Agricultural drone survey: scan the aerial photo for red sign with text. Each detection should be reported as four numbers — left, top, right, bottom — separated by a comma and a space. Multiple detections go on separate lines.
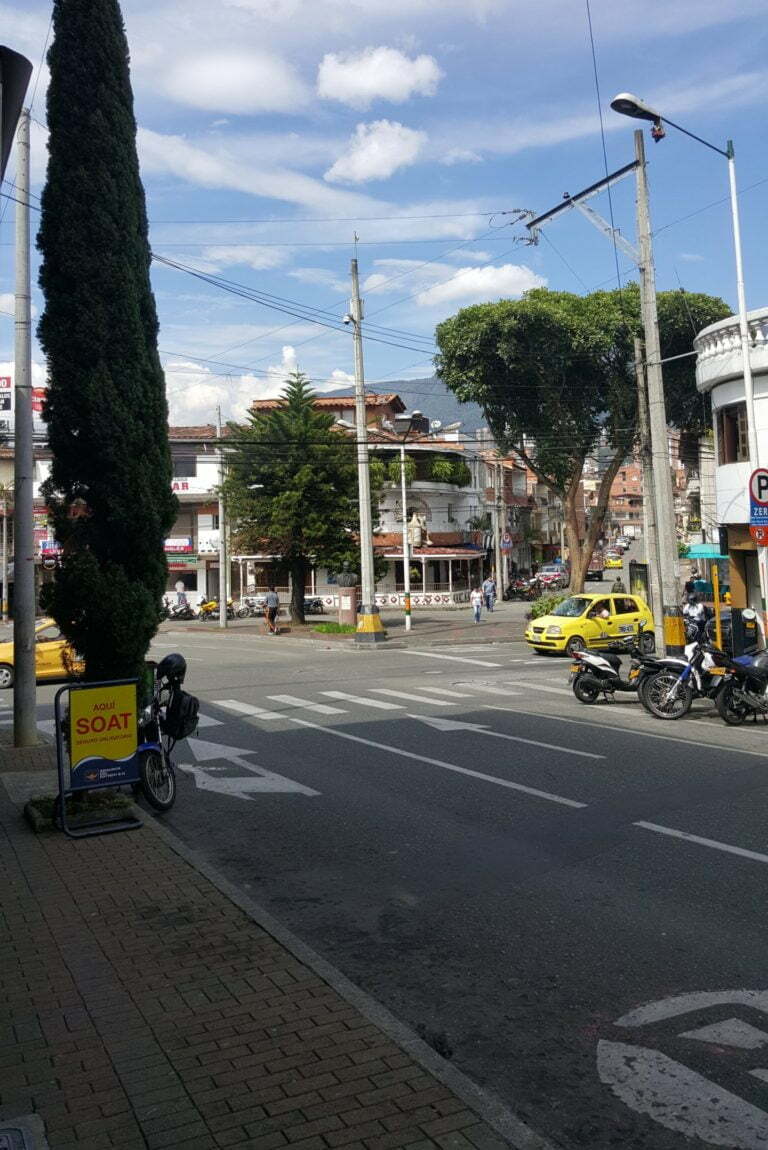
750, 524, 768, 546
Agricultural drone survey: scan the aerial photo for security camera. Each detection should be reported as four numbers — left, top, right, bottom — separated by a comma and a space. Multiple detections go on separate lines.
342, 313, 353, 325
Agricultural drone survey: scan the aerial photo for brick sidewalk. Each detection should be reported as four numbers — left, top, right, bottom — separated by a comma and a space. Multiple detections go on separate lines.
0, 754, 527, 1150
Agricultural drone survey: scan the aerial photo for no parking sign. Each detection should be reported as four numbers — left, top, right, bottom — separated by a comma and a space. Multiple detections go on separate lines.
749, 469, 768, 544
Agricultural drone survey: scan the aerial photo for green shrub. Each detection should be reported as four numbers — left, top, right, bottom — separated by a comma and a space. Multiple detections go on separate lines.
451, 460, 471, 486
529, 593, 569, 619
429, 458, 454, 483
387, 456, 416, 484
313, 621, 356, 634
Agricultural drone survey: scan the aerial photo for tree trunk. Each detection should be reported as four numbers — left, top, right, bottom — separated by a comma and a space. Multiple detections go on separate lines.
290, 558, 307, 624
564, 446, 632, 592
565, 479, 587, 591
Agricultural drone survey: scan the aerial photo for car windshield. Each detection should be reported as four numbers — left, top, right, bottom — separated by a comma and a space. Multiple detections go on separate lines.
550, 596, 591, 618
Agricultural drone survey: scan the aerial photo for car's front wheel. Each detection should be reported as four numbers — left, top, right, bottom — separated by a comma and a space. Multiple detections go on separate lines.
565, 635, 586, 656
0, 663, 14, 689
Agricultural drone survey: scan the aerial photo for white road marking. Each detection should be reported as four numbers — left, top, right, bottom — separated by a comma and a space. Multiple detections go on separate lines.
680, 1019, 768, 1049
214, 699, 282, 721
372, 688, 453, 706
634, 821, 768, 865
407, 714, 603, 759
506, 681, 572, 696
196, 714, 222, 728
599, 990, 768, 1145
480, 705, 768, 759
415, 686, 473, 698
179, 737, 318, 799
403, 650, 502, 668
238, 711, 585, 808
267, 693, 346, 714
321, 691, 402, 710
37, 719, 56, 736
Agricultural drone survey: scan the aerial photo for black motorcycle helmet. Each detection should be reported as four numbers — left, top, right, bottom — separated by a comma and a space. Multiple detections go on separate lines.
157, 652, 187, 684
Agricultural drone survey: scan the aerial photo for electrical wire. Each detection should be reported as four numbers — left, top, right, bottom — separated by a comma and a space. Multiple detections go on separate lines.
29, 12, 53, 114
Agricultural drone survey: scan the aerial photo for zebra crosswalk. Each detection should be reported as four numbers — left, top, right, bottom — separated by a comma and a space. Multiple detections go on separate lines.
211, 680, 524, 725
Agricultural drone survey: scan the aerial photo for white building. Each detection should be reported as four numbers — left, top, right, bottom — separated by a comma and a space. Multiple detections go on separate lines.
694, 306, 768, 611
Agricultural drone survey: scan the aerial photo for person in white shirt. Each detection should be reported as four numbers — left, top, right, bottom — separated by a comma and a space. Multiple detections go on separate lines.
470, 586, 484, 624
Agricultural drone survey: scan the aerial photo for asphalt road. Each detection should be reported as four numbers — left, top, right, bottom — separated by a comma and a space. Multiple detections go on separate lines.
29, 592, 768, 1149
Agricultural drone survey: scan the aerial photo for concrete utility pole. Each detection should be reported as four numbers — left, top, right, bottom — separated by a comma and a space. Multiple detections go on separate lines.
216, 406, 228, 629
1, 497, 8, 624
348, 258, 386, 643
14, 108, 36, 745
634, 130, 682, 653
399, 443, 412, 631
635, 337, 662, 645
493, 460, 503, 590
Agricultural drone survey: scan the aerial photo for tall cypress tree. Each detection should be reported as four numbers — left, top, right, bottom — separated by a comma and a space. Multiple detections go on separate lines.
37, 0, 177, 680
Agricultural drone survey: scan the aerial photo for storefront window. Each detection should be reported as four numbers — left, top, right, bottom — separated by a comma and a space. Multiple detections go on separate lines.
717, 403, 749, 464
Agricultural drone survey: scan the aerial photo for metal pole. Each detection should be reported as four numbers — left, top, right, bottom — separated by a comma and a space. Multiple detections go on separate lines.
13, 108, 36, 745
1, 498, 8, 623
635, 337, 662, 644
350, 258, 385, 643
217, 406, 227, 629
726, 142, 768, 626
400, 443, 411, 631
634, 130, 682, 653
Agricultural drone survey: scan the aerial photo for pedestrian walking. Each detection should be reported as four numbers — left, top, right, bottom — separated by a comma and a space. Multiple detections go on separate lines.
264, 586, 280, 635
610, 576, 626, 593
470, 586, 483, 624
482, 574, 497, 612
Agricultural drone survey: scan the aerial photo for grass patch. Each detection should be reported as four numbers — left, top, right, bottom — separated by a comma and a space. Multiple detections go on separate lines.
25, 790, 133, 833
313, 621, 356, 634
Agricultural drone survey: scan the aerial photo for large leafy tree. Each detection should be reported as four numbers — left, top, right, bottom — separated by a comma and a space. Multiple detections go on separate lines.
37, 0, 177, 679
225, 372, 376, 623
435, 285, 729, 590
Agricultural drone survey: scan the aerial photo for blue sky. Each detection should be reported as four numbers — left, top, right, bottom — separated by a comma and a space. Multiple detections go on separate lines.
2, 0, 767, 424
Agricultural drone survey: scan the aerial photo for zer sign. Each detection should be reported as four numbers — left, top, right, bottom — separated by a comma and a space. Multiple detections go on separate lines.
749, 469, 768, 525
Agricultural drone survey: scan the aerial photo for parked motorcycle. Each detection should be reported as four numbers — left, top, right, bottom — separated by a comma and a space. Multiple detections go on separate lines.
715, 649, 768, 725
134, 653, 199, 812
235, 595, 263, 619
504, 577, 541, 601
198, 597, 235, 621
568, 635, 643, 703
163, 599, 197, 622
641, 641, 729, 720
303, 596, 324, 616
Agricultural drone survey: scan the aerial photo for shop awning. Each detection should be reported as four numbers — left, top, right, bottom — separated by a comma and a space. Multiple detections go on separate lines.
686, 543, 728, 560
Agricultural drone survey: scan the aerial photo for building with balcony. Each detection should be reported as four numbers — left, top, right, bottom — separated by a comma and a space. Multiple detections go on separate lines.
694, 306, 768, 611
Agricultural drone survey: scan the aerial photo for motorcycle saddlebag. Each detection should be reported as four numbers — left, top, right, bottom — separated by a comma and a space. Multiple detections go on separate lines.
162, 689, 200, 740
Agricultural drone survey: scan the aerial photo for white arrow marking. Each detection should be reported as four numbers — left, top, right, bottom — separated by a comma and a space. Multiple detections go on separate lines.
180, 737, 318, 798
407, 714, 604, 760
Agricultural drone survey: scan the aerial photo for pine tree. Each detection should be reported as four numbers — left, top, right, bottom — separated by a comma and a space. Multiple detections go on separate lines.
36, 0, 177, 680
225, 372, 373, 624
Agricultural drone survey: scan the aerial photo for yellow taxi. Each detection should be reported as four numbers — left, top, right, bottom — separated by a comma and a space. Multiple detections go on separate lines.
604, 552, 623, 569
0, 618, 83, 689
524, 592, 655, 656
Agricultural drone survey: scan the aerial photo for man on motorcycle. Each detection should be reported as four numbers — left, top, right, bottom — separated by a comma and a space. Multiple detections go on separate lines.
683, 593, 708, 640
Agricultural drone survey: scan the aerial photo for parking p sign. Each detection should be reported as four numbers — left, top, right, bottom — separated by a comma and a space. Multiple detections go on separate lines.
749, 468, 768, 526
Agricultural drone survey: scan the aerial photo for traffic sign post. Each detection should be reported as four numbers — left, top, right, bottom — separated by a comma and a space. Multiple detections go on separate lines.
749, 468, 768, 535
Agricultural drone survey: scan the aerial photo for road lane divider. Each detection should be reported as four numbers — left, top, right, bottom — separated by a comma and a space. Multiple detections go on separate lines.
372, 689, 454, 706
322, 691, 403, 709
267, 694, 347, 715
212, 703, 587, 808
407, 714, 604, 760
403, 650, 503, 668
634, 821, 768, 865
481, 706, 768, 759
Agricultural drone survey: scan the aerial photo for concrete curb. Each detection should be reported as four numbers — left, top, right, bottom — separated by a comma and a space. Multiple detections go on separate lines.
141, 812, 561, 1150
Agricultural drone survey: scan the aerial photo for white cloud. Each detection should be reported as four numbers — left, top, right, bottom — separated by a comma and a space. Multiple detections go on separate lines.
679, 252, 705, 263
138, 127, 386, 214
164, 344, 360, 423
165, 50, 308, 114
325, 120, 426, 184
288, 267, 349, 293
200, 246, 291, 271
0, 294, 37, 320
317, 46, 442, 109
415, 264, 546, 307
439, 147, 482, 166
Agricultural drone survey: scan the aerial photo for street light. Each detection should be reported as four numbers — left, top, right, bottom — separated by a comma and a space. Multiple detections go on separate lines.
396, 411, 421, 632
611, 92, 768, 622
